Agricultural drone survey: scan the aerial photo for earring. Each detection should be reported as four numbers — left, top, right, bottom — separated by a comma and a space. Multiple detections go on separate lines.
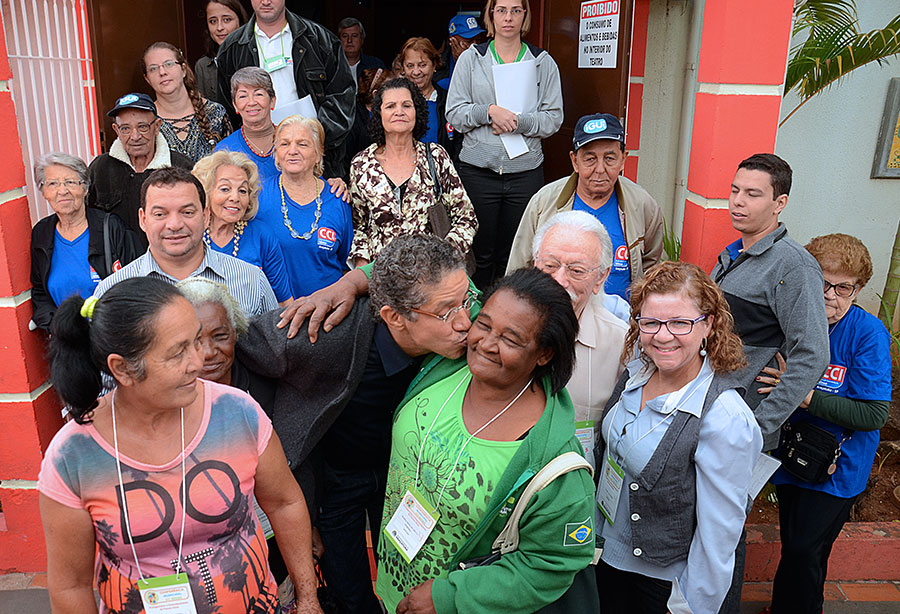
699, 337, 708, 357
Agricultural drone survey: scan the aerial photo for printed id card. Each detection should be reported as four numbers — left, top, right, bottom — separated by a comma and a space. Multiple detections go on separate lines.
574, 420, 595, 469
264, 55, 289, 72
384, 488, 440, 563
596, 452, 625, 525
138, 574, 198, 614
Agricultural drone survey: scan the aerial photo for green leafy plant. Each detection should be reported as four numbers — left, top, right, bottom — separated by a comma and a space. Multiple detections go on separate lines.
877, 293, 900, 367
662, 219, 681, 262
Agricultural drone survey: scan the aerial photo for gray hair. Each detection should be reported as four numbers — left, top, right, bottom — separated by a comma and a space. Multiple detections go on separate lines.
231, 66, 276, 101
337, 17, 365, 39
532, 210, 613, 272
175, 277, 249, 336
370, 234, 465, 320
274, 115, 325, 177
34, 152, 89, 189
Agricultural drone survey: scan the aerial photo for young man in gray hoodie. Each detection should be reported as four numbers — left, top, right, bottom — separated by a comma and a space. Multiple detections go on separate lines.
711, 153, 829, 614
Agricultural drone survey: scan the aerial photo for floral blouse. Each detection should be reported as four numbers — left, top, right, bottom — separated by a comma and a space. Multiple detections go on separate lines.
159, 99, 232, 163
348, 141, 478, 263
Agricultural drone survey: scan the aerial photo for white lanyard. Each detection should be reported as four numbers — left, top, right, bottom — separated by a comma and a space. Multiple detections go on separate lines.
111, 391, 188, 581
606, 370, 714, 467
415, 372, 533, 507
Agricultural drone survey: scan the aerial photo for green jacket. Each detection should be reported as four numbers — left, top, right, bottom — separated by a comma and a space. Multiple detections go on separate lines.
397, 356, 596, 614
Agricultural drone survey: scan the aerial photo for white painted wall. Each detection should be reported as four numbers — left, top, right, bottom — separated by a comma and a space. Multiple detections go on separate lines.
775, 1, 900, 313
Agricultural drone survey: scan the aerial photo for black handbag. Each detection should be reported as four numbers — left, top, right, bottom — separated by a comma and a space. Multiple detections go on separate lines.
779, 420, 850, 484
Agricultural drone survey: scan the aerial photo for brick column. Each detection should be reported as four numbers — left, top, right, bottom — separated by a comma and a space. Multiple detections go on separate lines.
0, 13, 63, 572
623, 0, 649, 181
680, 1, 794, 271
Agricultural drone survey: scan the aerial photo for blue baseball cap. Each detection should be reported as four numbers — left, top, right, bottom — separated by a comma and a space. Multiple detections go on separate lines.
448, 15, 485, 38
572, 113, 625, 151
107, 92, 157, 118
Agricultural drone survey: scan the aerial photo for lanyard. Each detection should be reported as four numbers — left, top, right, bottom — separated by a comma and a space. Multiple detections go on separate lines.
489, 40, 527, 64
112, 391, 188, 581
605, 369, 713, 468
256, 26, 287, 65
415, 371, 533, 507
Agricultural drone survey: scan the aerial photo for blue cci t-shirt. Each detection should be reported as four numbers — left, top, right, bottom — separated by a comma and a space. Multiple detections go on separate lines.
772, 305, 892, 498
215, 129, 279, 183
206, 220, 293, 303
423, 98, 439, 145
255, 175, 354, 299
573, 191, 631, 300
48, 228, 98, 306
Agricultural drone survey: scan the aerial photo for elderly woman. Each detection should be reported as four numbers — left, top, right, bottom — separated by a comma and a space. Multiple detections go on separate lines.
446, 0, 563, 289
38, 277, 322, 614
349, 77, 477, 267
30, 152, 137, 333
143, 41, 231, 162
254, 115, 353, 298
376, 267, 596, 614
192, 150, 292, 304
595, 261, 762, 614
194, 0, 248, 102
762, 234, 892, 614
396, 37, 455, 154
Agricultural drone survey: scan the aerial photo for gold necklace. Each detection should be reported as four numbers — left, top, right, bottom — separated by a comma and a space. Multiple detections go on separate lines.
203, 219, 246, 257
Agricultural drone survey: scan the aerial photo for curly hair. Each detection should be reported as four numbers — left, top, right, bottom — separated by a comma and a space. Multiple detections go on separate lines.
143, 42, 221, 147
177, 277, 249, 337
622, 261, 747, 374
368, 77, 429, 145
358, 67, 396, 108
805, 233, 873, 289
192, 150, 261, 221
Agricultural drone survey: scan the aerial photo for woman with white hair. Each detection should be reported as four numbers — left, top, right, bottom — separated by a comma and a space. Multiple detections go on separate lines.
30, 152, 138, 332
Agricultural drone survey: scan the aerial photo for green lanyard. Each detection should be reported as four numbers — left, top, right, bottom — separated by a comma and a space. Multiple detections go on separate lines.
256, 25, 287, 67
489, 40, 527, 64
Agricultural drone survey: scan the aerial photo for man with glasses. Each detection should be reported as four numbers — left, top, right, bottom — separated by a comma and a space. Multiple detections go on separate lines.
87, 93, 194, 249
237, 234, 475, 614
531, 211, 626, 460
711, 153, 828, 614
507, 112, 664, 301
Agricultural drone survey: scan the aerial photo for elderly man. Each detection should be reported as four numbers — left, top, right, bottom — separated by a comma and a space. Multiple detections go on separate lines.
237, 234, 473, 614
508, 113, 664, 301
216, 0, 355, 178
435, 14, 486, 90
337, 17, 384, 83
87, 93, 194, 249
94, 166, 277, 316
531, 211, 627, 458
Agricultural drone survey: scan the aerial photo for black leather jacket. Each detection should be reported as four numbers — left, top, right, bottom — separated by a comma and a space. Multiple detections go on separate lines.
216, 11, 356, 178
30, 207, 140, 332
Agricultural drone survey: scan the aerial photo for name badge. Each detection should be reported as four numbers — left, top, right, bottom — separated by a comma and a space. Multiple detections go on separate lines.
575, 420, 595, 470
596, 452, 624, 525
383, 488, 440, 563
138, 574, 198, 614
264, 55, 289, 72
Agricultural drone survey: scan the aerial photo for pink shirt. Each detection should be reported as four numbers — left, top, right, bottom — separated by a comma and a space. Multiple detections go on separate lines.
38, 379, 279, 613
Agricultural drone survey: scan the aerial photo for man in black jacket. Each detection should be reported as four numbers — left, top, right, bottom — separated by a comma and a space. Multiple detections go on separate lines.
216, 0, 355, 178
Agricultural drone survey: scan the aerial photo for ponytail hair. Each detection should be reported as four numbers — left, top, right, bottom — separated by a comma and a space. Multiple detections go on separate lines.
49, 278, 184, 423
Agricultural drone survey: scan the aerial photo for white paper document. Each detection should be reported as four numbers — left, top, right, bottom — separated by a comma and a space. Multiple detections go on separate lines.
272, 94, 317, 125
492, 60, 537, 159
748, 452, 782, 500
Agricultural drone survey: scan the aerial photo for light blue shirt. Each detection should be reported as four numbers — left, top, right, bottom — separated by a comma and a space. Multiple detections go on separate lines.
596, 359, 762, 614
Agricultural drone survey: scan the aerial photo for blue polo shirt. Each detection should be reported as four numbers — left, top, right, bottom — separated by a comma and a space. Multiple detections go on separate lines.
772, 305, 892, 498
215, 129, 279, 183
206, 220, 293, 302
48, 228, 97, 306
573, 191, 631, 300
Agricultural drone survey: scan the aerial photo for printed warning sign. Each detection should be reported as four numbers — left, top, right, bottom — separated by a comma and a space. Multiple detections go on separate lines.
578, 1, 620, 69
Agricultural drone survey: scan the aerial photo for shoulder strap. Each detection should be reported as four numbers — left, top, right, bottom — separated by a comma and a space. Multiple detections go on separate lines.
103, 213, 112, 275
491, 451, 593, 555
425, 143, 443, 199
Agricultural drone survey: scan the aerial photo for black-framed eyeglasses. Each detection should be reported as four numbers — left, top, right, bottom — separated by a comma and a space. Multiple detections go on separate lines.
635, 315, 707, 335
824, 280, 857, 298
410, 291, 478, 322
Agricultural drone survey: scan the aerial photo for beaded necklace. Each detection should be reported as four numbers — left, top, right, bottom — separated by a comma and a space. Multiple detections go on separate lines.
240, 125, 275, 157
280, 176, 322, 240
203, 219, 246, 257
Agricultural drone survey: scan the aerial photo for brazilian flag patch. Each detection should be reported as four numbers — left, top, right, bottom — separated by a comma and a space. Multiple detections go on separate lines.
563, 517, 593, 546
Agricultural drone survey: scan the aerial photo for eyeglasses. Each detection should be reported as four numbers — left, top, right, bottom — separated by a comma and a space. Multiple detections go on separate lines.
115, 122, 154, 136
493, 7, 526, 16
534, 256, 600, 282
410, 291, 478, 322
635, 315, 707, 335
40, 179, 85, 191
145, 60, 181, 75
824, 280, 857, 298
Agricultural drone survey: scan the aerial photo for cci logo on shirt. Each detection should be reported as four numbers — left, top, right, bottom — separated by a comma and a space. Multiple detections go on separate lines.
815, 364, 846, 393
317, 226, 337, 251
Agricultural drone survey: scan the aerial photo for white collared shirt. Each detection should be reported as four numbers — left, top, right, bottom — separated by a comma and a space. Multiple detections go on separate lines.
255, 22, 300, 107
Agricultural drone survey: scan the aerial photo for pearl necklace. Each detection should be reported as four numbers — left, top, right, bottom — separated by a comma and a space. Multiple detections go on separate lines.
280, 176, 322, 240
203, 219, 246, 257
